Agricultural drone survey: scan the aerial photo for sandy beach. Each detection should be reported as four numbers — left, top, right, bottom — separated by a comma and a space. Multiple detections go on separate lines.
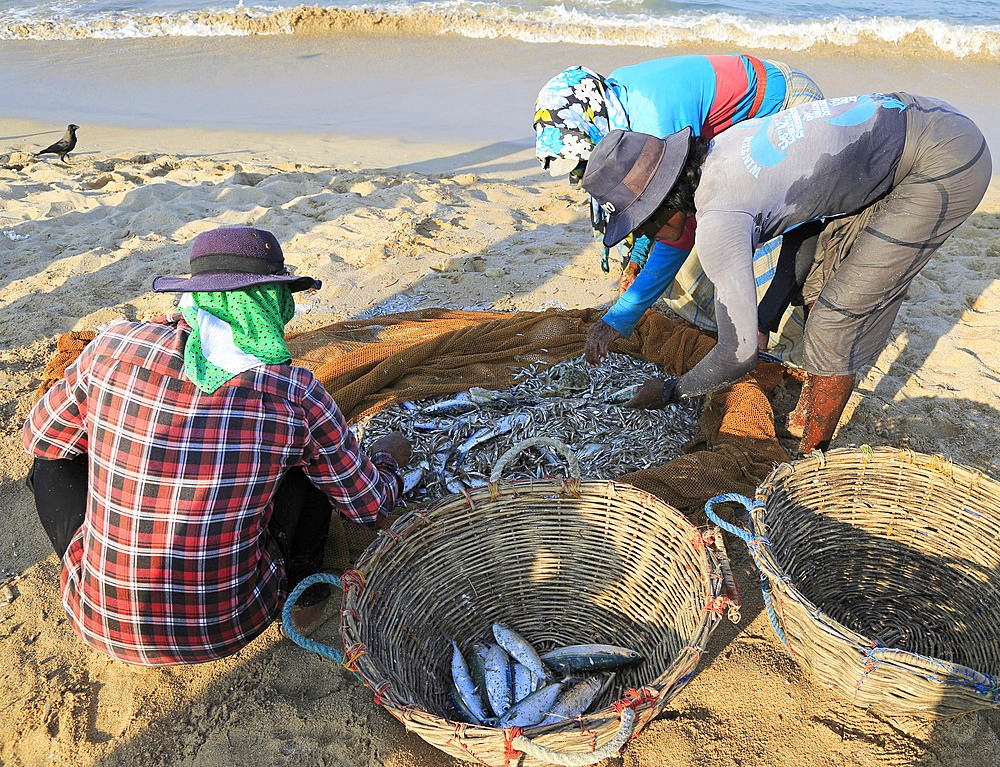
2, 26, 1000, 767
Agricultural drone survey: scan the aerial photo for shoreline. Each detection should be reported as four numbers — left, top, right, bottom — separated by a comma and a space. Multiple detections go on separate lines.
3, 3, 1000, 62
3, 32, 1000, 152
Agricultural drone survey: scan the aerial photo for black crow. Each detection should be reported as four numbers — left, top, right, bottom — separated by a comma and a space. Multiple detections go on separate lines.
35, 124, 79, 163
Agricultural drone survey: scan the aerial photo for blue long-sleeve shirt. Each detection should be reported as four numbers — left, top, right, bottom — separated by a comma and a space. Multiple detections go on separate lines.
599, 54, 788, 337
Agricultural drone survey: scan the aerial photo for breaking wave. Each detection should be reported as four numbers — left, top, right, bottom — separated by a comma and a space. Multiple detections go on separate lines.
2, 2, 998, 60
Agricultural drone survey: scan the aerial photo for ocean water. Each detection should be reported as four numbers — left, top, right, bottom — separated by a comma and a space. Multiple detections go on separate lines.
2, 0, 999, 149
1, 0, 999, 59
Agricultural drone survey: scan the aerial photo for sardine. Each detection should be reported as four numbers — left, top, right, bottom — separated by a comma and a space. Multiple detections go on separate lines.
419, 392, 478, 417
451, 687, 483, 725
604, 384, 640, 404
540, 644, 644, 675
412, 414, 475, 433
498, 681, 565, 728
538, 676, 604, 726
361, 352, 700, 490
512, 662, 536, 704
436, 411, 532, 477
402, 468, 425, 494
467, 641, 490, 703
492, 622, 548, 680
483, 643, 514, 718
450, 640, 491, 723
445, 476, 466, 495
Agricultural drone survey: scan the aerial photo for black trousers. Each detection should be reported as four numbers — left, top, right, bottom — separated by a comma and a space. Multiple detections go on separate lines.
27, 456, 332, 600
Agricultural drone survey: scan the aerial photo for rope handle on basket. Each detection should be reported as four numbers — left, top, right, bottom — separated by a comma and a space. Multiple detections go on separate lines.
281, 572, 345, 663
704, 494, 794, 654
489, 436, 581, 484
509, 706, 636, 766
704, 494, 765, 547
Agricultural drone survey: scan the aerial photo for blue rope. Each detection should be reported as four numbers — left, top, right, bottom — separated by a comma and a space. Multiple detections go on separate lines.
704, 493, 760, 545
281, 572, 345, 662
760, 576, 791, 652
705, 493, 792, 654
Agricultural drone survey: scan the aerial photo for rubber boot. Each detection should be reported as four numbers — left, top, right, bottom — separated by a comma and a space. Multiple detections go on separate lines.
799, 373, 855, 456
786, 374, 813, 438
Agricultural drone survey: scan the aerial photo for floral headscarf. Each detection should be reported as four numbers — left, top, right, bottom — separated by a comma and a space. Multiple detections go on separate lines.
533, 66, 630, 167
535, 66, 637, 271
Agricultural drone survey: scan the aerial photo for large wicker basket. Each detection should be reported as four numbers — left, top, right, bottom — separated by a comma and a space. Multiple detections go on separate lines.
706, 446, 1000, 718
290, 438, 740, 766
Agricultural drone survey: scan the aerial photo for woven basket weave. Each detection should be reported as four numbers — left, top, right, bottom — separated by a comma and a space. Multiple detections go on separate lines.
334, 438, 740, 766
706, 446, 1000, 718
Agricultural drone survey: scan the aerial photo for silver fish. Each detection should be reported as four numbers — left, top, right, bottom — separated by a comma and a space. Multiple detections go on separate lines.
361, 353, 700, 502
538, 676, 604, 726
402, 468, 425, 494
483, 642, 514, 718
492, 622, 548, 680
418, 393, 479, 417
450, 640, 491, 723
498, 681, 565, 728
540, 644, 644, 675
445, 475, 467, 495
451, 687, 483, 725
436, 411, 532, 476
417, 389, 527, 417
512, 662, 536, 704
412, 414, 475, 432
467, 641, 490, 703
604, 384, 641, 404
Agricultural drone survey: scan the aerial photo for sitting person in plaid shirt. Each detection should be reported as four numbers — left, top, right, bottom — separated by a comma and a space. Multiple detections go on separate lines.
23, 226, 411, 665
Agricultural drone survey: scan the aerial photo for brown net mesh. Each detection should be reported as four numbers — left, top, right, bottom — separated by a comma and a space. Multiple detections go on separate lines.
33, 330, 97, 404
38, 309, 791, 566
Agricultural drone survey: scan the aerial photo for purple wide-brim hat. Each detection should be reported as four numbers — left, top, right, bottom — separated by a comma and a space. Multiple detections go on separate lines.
581, 127, 692, 248
152, 226, 321, 293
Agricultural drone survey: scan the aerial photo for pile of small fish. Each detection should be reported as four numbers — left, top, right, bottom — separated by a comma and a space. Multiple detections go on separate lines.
449, 622, 643, 728
357, 353, 700, 506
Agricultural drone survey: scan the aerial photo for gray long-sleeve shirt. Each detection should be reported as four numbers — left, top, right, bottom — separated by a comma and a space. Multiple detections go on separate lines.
677, 93, 908, 398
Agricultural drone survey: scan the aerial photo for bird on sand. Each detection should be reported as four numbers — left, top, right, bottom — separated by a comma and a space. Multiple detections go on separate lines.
35, 124, 79, 163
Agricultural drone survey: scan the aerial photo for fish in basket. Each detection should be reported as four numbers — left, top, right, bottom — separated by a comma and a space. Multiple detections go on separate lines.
706, 445, 1000, 719
287, 437, 740, 766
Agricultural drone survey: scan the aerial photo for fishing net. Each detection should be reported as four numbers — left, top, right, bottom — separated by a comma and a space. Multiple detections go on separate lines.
36, 307, 791, 566
280, 307, 791, 565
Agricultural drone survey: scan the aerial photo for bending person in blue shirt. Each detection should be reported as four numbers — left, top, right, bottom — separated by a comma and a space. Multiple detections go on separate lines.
534, 54, 823, 358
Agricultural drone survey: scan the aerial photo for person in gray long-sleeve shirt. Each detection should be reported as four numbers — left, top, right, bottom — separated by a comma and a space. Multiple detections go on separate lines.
581, 93, 991, 455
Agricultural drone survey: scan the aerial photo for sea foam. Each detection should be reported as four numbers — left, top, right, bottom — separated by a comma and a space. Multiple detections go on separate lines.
1, 2, 997, 59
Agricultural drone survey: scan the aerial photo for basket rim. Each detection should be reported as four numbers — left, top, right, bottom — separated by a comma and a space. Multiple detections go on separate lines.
355, 475, 702, 570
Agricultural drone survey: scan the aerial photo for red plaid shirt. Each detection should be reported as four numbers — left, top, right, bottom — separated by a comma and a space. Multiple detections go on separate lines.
23, 316, 401, 665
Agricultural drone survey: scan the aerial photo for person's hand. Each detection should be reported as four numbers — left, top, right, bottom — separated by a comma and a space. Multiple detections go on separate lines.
585, 320, 623, 367
372, 431, 411, 467
618, 262, 641, 297
624, 377, 672, 409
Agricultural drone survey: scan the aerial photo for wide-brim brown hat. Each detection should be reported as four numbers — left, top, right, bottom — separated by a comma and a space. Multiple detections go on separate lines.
152, 226, 320, 293
581, 127, 692, 248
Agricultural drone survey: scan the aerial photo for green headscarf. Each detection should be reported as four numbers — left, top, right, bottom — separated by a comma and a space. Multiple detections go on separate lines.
179, 284, 295, 393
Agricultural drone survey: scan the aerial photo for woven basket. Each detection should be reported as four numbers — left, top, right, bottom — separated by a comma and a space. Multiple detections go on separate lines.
299, 437, 740, 766
706, 446, 1000, 718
